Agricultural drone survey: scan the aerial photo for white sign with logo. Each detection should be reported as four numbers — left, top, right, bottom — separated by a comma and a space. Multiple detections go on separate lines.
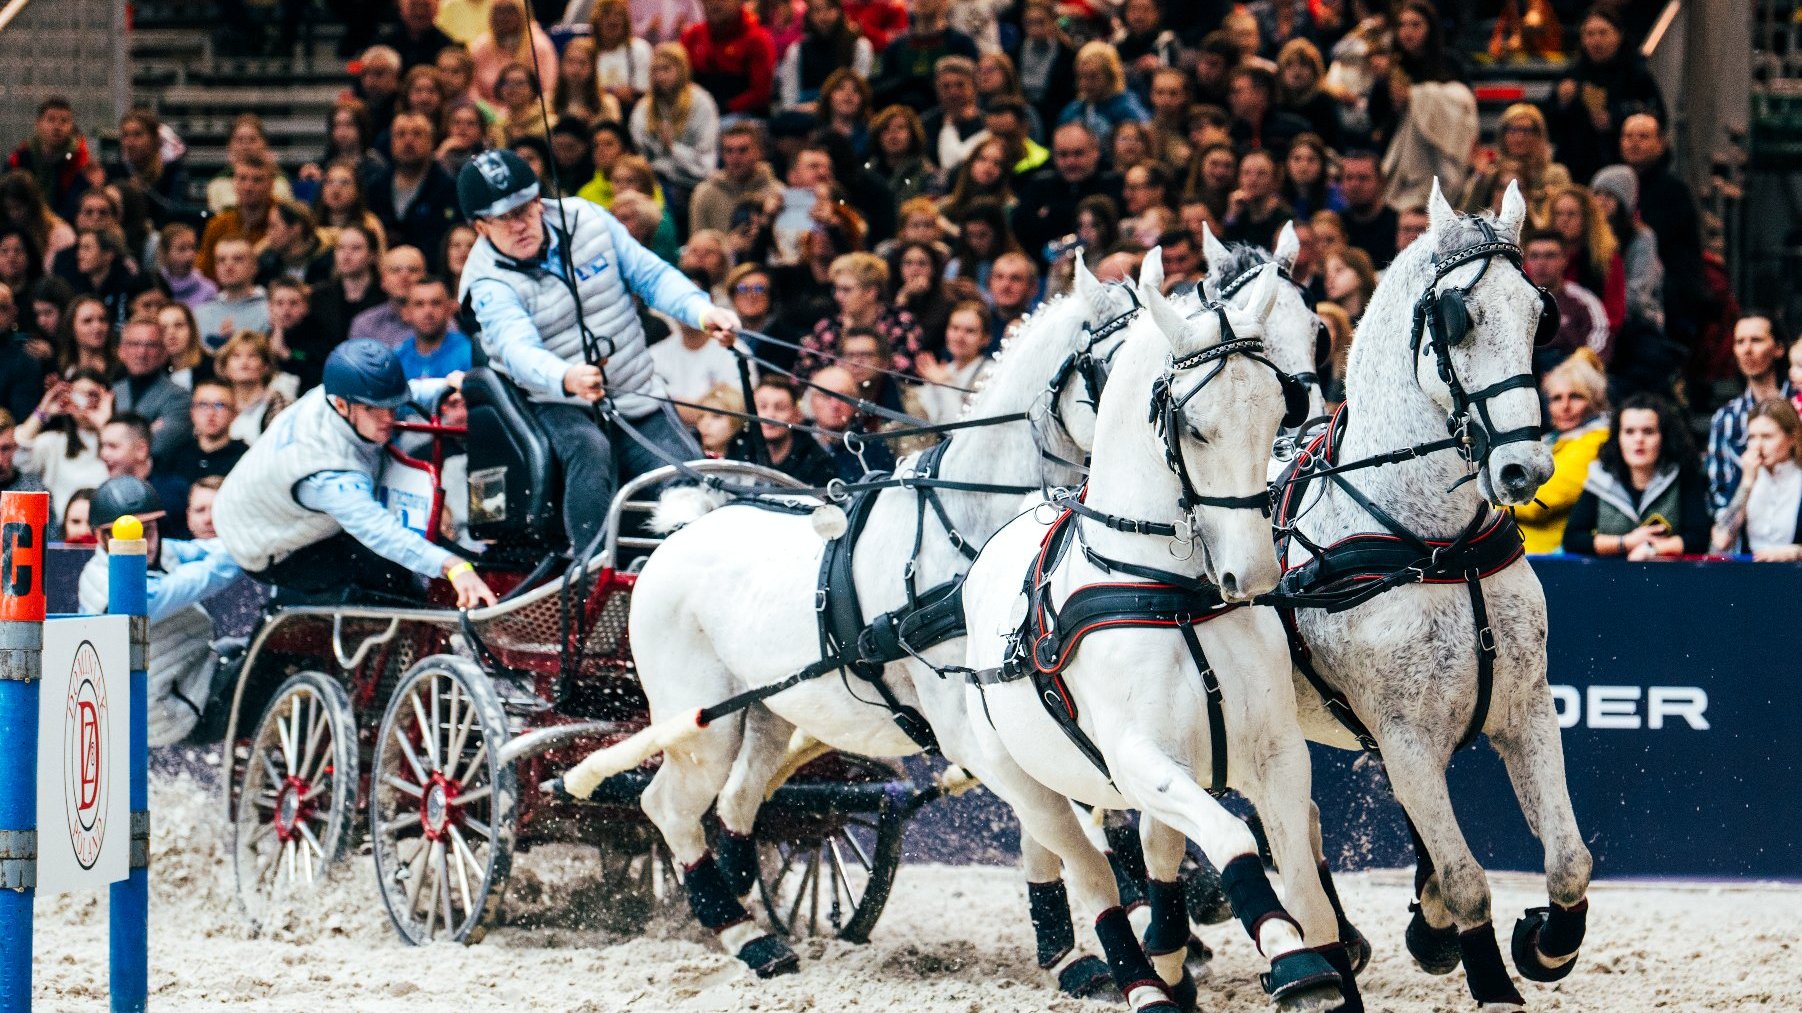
36, 615, 131, 893
378, 450, 440, 537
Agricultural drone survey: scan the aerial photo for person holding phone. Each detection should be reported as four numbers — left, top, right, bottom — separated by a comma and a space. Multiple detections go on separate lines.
12, 367, 111, 525
1563, 393, 1709, 559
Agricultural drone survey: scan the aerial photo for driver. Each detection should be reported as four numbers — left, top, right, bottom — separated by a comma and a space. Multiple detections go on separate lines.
456, 150, 741, 550
77, 476, 242, 745
212, 339, 498, 608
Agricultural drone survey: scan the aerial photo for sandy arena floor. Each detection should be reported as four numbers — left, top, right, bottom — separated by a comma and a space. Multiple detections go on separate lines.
25, 768, 1800, 1012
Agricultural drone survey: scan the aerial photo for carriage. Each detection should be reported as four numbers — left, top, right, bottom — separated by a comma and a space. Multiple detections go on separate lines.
215, 370, 937, 945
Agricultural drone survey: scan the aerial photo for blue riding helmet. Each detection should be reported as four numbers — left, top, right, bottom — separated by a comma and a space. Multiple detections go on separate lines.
323, 338, 411, 409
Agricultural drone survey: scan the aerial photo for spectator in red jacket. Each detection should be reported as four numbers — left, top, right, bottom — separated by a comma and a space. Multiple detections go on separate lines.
8, 97, 94, 223
683, 0, 778, 116
842, 0, 908, 53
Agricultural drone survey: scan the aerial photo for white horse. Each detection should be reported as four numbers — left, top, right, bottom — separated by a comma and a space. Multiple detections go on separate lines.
560, 266, 1152, 980
1277, 181, 1590, 1012
959, 259, 1350, 1013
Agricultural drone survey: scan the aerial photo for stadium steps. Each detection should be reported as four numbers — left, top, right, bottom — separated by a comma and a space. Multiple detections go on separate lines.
124, 11, 350, 200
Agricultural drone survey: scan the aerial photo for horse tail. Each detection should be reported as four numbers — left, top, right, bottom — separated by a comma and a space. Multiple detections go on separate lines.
559, 706, 708, 798
649, 484, 734, 534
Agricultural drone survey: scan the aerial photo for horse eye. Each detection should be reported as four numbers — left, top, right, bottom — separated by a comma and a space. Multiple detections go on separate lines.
1186, 425, 1208, 444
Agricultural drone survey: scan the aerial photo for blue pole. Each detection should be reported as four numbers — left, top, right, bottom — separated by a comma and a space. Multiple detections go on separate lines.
0, 491, 48, 1013
107, 519, 148, 1013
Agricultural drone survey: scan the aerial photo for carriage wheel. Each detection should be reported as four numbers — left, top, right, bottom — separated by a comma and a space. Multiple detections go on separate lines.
755, 766, 909, 944
232, 671, 358, 933
370, 655, 518, 945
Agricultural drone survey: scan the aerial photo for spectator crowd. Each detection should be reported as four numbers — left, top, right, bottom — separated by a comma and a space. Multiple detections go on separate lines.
1, 0, 1797, 562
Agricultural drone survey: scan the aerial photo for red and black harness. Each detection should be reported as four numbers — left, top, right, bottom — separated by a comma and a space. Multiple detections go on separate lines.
970, 501, 1240, 793
1265, 408, 1526, 752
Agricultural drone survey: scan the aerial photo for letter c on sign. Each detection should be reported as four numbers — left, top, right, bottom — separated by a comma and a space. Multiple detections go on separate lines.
0, 521, 30, 597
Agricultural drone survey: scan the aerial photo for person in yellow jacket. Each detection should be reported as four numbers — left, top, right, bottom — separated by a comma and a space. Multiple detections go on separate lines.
1516, 349, 1610, 552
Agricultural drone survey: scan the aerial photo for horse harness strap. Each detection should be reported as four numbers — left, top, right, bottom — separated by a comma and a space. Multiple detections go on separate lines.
970, 508, 1236, 794
814, 442, 993, 753
1268, 409, 1524, 753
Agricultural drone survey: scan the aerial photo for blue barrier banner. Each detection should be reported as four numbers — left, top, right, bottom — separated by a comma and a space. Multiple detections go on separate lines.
899, 557, 1802, 879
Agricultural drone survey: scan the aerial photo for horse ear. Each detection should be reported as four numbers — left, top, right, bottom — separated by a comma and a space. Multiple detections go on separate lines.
1497, 179, 1528, 242
1273, 221, 1299, 270
1139, 244, 1166, 297
1142, 277, 1192, 354
1072, 252, 1104, 309
1428, 177, 1457, 232
1201, 221, 1230, 276
1201, 270, 1222, 304
1241, 263, 1281, 324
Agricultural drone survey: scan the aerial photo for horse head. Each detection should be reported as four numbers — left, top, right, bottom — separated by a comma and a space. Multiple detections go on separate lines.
1406, 178, 1554, 505
1197, 221, 1327, 428
1136, 253, 1288, 600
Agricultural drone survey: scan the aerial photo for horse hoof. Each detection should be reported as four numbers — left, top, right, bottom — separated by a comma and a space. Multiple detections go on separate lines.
1056, 955, 1118, 1001
1312, 943, 1365, 1013
738, 934, 800, 978
1261, 950, 1343, 1011
1405, 906, 1462, 975
1184, 935, 1215, 980
1511, 906, 1583, 983
1342, 927, 1372, 976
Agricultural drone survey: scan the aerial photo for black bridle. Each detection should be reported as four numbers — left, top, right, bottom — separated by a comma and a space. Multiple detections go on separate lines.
1060, 303, 1287, 558
1407, 219, 1551, 484
1038, 284, 1141, 459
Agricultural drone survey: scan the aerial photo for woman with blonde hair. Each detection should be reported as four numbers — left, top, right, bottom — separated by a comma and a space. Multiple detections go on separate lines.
693, 382, 747, 458
470, 0, 558, 103
610, 154, 682, 263
591, 0, 653, 110
1713, 398, 1802, 559
1461, 102, 1570, 220
214, 330, 296, 445
1517, 348, 1611, 552
630, 43, 720, 194
1057, 41, 1150, 149
1547, 184, 1624, 327
1315, 301, 1355, 410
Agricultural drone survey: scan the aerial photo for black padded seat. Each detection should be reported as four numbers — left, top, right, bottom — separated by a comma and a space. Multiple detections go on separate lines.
462, 367, 563, 547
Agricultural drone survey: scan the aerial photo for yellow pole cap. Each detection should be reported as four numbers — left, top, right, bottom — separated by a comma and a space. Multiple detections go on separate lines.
113, 515, 144, 541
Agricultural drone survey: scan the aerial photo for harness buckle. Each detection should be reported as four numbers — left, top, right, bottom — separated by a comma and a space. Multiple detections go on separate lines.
814, 589, 829, 613
1477, 625, 1497, 654
948, 529, 966, 553
825, 477, 850, 503
1272, 435, 1298, 462
902, 560, 916, 582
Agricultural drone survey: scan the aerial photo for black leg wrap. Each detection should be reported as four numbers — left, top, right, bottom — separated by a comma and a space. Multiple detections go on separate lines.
1220, 854, 1296, 951
738, 933, 801, 978
715, 829, 758, 899
1094, 906, 1174, 1006
1105, 817, 1151, 882
1057, 955, 1118, 999
682, 853, 752, 932
1168, 968, 1197, 1012
1105, 827, 1149, 910
1143, 879, 1190, 956
1182, 855, 1233, 925
1458, 922, 1526, 1007
1259, 949, 1343, 1004
1406, 902, 1463, 975
1511, 899, 1587, 983
1312, 943, 1365, 1013
1028, 880, 1077, 969
1317, 862, 1371, 974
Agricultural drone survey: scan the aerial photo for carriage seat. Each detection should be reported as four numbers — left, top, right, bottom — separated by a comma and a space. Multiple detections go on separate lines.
462, 366, 564, 547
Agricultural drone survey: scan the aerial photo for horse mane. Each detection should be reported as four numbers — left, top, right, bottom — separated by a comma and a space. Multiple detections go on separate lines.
1209, 241, 1275, 291
956, 289, 1075, 421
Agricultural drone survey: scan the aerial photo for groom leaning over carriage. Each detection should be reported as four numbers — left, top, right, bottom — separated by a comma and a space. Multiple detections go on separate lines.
455, 149, 744, 551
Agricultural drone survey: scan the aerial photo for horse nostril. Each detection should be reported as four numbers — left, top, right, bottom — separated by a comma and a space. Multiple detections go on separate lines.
1219, 572, 1240, 599
1499, 462, 1529, 492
